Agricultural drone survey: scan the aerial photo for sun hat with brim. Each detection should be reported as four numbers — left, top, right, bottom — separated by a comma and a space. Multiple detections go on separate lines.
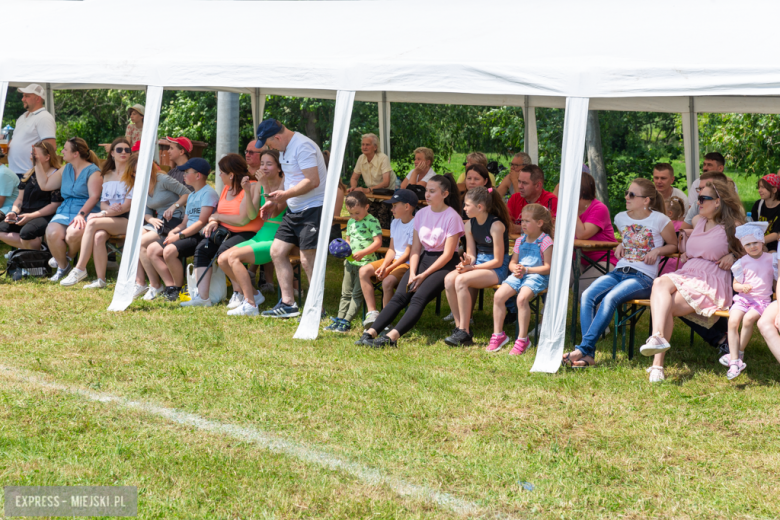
166, 136, 193, 153
18, 84, 45, 98
128, 104, 145, 117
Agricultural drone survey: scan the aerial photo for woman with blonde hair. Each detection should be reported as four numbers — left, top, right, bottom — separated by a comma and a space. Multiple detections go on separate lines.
640, 179, 745, 382
0, 141, 62, 250
563, 177, 677, 368
40, 137, 103, 281
60, 144, 136, 288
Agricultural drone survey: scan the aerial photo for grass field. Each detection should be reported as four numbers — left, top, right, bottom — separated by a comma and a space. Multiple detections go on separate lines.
2, 241, 780, 519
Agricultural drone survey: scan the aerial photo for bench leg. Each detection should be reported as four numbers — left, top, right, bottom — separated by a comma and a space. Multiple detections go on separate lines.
628, 304, 637, 360
478, 288, 484, 311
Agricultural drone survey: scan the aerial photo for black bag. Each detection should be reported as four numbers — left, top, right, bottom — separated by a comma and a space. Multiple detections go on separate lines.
407, 184, 427, 201
371, 188, 394, 197
3, 245, 53, 281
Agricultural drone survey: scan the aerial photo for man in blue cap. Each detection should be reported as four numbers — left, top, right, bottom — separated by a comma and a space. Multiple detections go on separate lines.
255, 119, 328, 318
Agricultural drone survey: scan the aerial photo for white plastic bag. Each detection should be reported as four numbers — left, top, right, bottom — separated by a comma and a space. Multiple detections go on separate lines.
186, 262, 227, 304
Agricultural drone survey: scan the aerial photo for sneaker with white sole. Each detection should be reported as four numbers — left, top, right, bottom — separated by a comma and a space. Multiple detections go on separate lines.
363, 310, 380, 326
253, 290, 265, 307
443, 312, 454, 322
226, 291, 245, 310
132, 283, 150, 299
487, 332, 509, 352
49, 264, 72, 282
727, 359, 747, 380
143, 285, 164, 301
228, 300, 259, 316
48, 255, 73, 269
647, 365, 665, 383
640, 333, 671, 356
83, 279, 107, 289
180, 294, 212, 307
60, 268, 88, 286
509, 336, 531, 355
261, 300, 300, 318
719, 350, 744, 367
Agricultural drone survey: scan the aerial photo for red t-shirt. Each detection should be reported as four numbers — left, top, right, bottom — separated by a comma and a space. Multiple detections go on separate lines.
507, 190, 558, 224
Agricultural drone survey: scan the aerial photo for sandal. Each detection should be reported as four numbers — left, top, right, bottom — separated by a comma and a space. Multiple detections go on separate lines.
571, 358, 594, 368
562, 352, 574, 368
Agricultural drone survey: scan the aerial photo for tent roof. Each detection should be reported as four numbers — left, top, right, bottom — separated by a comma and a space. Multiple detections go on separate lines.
3, 0, 780, 112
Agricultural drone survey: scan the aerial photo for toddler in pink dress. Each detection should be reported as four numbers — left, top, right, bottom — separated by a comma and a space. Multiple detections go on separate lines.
724, 222, 778, 380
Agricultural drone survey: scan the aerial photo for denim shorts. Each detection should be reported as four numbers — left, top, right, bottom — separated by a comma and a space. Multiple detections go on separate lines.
501, 271, 548, 296
476, 253, 511, 282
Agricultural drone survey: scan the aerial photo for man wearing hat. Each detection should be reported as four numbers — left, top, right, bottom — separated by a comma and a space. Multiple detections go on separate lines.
255, 119, 328, 318
7, 84, 56, 180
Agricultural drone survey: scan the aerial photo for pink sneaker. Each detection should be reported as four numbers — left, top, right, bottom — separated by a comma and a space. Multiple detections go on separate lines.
639, 333, 671, 357
487, 332, 509, 352
509, 337, 530, 355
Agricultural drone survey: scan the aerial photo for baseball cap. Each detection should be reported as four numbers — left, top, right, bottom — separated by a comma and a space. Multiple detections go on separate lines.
165, 136, 193, 153
18, 84, 45, 98
383, 189, 418, 208
255, 119, 284, 148
180, 157, 211, 176
128, 104, 145, 116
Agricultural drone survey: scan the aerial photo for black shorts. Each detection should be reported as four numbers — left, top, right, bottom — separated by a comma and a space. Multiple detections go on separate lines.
274, 206, 323, 251
170, 236, 201, 260
0, 216, 52, 240
193, 228, 256, 268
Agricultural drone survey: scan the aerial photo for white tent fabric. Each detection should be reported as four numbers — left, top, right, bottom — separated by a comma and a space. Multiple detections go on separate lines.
295, 91, 355, 339
108, 86, 164, 311
531, 98, 589, 373
0, 82, 7, 134
5, 0, 780, 365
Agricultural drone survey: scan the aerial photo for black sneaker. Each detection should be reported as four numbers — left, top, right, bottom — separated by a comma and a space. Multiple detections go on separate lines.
164, 286, 180, 302
445, 328, 474, 347
355, 332, 375, 346
262, 300, 300, 318
371, 335, 397, 349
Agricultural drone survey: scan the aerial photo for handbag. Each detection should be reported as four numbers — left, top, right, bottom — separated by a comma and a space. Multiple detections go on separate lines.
3, 245, 53, 281
186, 263, 227, 304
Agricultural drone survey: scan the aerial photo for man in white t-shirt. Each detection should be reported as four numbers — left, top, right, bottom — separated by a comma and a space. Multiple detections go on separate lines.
652, 163, 690, 215
255, 119, 328, 318
7, 84, 57, 180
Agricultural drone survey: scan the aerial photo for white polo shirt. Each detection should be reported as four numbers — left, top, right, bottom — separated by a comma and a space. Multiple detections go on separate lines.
8, 108, 56, 175
280, 132, 328, 212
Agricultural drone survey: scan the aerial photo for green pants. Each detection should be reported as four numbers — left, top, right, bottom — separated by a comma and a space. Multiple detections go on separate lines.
338, 261, 364, 323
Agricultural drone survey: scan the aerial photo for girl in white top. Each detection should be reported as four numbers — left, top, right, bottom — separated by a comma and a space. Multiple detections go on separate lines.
60, 139, 135, 288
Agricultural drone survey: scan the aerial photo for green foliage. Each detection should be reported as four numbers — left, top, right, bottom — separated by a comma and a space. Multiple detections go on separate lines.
1, 91, 24, 130
158, 91, 218, 164
700, 113, 780, 175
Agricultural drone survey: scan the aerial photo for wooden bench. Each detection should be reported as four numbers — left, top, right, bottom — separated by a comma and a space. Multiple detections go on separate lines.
614, 298, 730, 359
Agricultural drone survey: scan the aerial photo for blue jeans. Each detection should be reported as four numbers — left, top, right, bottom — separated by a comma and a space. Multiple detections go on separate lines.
576, 268, 653, 358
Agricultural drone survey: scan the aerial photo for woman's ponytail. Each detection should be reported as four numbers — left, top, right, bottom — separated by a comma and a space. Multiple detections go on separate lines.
430, 173, 462, 216
633, 177, 666, 214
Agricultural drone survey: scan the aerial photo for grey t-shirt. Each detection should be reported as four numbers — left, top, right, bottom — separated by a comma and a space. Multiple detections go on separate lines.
144, 173, 191, 219
167, 165, 194, 192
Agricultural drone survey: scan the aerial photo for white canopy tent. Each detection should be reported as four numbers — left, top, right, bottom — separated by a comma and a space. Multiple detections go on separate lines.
3, 0, 780, 372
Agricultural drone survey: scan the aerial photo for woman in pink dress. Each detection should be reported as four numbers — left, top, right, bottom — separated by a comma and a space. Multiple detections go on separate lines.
640, 179, 745, 382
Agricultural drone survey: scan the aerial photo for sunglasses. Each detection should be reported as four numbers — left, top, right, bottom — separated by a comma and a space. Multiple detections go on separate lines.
625, 190, 645, 199
114, 147, 132, 154
697, 195, 716, 204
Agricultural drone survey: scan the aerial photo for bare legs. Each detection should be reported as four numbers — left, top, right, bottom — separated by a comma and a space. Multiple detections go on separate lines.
219, 246, 259, 305
138, 229, 163, 288
648, 276, 696, 368
445, 270, 498, 334
757, 302, 780, 363
73, 217, 128, 281
45, 222, 85, 268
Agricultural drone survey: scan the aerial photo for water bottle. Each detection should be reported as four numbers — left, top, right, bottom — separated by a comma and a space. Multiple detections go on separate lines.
746, 212, 753, 222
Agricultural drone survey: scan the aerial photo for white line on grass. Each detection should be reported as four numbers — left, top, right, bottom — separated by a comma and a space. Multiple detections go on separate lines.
0, 366, 521, 519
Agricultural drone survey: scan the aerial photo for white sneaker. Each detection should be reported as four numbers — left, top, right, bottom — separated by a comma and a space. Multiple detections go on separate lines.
640, 332, 671, 356
83, 279, 107, 289
363, 310, 381, 326
443, 312, 454, 322
226, 291, 245, 310
48, 255, 72, 269
4, 251, 11, 260
259, 282, 275, 293
143, 285, 163, 301
132, 283, 149, 299
180, 294, 212, 307
647, 366, 665, 383
227, 300, 259, 316
253, 290, 265, 306
60, 268, 87, 286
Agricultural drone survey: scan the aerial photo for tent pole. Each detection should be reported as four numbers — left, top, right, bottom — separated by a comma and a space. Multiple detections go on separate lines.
108, 86, 164, 312
378, 92, 391, 159
530, 97, 589, 373
216, 91, 240, 192
294, 90, 356, 340
45, 83, 55, 118
682, 96, 699, 190
523, 96, 539, 164
0, 82, 8, 129
250, 88, 265, 135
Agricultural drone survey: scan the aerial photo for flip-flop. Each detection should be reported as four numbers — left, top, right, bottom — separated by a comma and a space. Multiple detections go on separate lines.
571, 358, 594, 369
562, 352, 575, 368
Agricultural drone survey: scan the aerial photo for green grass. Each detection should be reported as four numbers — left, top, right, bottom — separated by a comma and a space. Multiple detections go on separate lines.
2, 246, 780, 519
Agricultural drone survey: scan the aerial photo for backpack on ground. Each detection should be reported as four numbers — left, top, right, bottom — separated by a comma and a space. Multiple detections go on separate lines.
3, 245, 53, 281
